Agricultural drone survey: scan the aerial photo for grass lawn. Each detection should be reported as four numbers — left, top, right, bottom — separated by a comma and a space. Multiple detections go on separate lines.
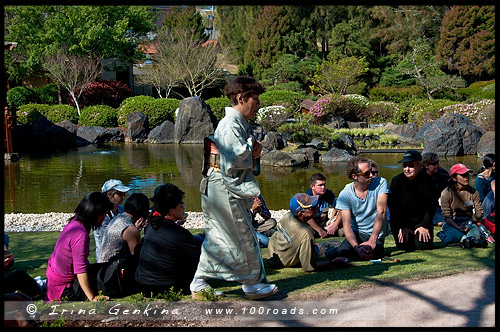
5, 228, 495, 301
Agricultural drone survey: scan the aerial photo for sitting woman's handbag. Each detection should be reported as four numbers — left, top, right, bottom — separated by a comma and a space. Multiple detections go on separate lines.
96, 254, 138, 298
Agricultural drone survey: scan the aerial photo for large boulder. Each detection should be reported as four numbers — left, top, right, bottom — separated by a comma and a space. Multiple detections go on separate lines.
261, 131, 287, 152
332, 133, 357, 155
31, 117, 76, 151
55, 120, 78, 136
422, 113, 484, 156
76, 126, 124, 146
146, 121, 175, 144
477, 131, 495, 158
320, 147, 353, 162
126, 111, 149, 143
325, 115, 347, 129
261, 150, 309, 167
384, 122, 419, 144
174, 96, 216, 143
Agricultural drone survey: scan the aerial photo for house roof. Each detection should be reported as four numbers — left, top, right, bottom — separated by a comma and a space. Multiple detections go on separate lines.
300, 99, 316, 110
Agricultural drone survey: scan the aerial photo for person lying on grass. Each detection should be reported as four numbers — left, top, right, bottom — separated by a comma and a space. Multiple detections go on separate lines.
267, 193, 352, 272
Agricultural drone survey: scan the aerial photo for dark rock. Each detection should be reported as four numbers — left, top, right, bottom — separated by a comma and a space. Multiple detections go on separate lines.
126, 111, 149, 143
31, 117, 76, 150
55, 120, 78, 135
261, 150, 309, 167
261, 131, 287, 151
174, 96, 216, 143
477, 131, 495, 158
291, 147, 320, 163
347, 121, 367, 128
146, 121, 175, 144
307, 138, 325, 149
325, 116, 347, 129
332, 133, 357, 155
76, 126, 124, 146
321, 147, 353, 162
384, 122, 419, 144
413, 123, 432, 142
455, 123, 485, 155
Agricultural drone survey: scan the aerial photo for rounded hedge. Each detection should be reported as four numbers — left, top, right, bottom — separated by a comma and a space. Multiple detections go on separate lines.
17, 104, 51, 125
47, 105, 79, 124
205, 96, 231, 122
119, 95, 155, 108
33, 84, 60, 105
259, 90, 306, 112
7, 86, 40, 109
117, 96, 179, 128
79, 105, 118, 127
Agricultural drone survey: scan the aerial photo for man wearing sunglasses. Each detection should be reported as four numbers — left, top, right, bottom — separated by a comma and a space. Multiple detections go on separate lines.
322, 156, 390, 261
422, 152, 450, 227
388, 150, 437, 251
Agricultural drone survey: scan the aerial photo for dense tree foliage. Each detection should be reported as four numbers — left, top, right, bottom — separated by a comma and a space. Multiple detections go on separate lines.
437, 6, 495, 83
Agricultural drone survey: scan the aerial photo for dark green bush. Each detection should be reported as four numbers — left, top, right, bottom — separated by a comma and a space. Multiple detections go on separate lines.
79, 105, 118, 127
265, 81, 303, 92
17, 104, 51, 125
7, 86, 40, 109
33, 84, 60, 105
119, 95, 156, 108
47, 105, 79, 124
259, 90, 306, 113
149, 98, 179, 127
457, 80, 495, 102
369, 86, 425, 103
358, 101, 408, 125
403, 99, 457, 127
205, 96, 231, 122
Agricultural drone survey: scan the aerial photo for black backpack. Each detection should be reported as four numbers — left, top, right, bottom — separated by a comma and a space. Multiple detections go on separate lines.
96, 255, 138, 298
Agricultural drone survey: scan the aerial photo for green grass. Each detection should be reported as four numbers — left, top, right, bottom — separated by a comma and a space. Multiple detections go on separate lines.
5, 228, 495, 301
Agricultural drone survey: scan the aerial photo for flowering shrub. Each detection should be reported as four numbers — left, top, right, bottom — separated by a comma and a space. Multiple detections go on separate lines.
442, 99, 495, 120
79, 105, 118, 127
309, 94, 366, 123
47, 105, 79, 124
256, 105, 290, 132
17, 104, 51, 125
345, 94, 370, 108
69, 81, 133, 109
359, 101, 407, 124
405, 99, 457, 126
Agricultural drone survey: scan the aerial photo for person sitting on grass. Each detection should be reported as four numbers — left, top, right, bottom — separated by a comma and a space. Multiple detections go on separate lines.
46, 192, 112, 302
97, 193, 150, 263
475, 153, 495, 202
437, 163, 487, 248
321, 156, 390, 261
267, 193, 352, 272
135, 184, 201, 296
389, 150, 437, 252
422, 152, 450, 227
250, 195, 277, 247
305, 173, 342, 238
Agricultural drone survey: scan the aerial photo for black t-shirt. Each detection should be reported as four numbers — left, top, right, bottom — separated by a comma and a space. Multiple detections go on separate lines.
135, 219, 201, 287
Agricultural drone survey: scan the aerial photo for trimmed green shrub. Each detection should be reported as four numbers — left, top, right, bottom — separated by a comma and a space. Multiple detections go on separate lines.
17, 104, 51, 125
79, 105, 118, 127
33, 84, 60, 105
7, 86, 40, 109
259, 90, 306, 112
369, 86, 425, 103
149, 98, 179, 127
46, 105, 79, 124
457, 80, 495, 102
404, 99, 457, 127
205, 96, 231, 122
117, 96, 156, 127
119, 95, 155, 108
358, 101, 408, 124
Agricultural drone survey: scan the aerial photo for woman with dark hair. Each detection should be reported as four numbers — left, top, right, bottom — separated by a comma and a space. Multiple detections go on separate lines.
437, 163, 486, 248
97, 193, 150, 263
135, 184, 201, 296
191, 76, 277, 300
46, 192, 112, 302
475, 153, 495, 202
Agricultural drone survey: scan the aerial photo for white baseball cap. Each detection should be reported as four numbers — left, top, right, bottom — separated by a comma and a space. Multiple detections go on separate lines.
101, 179, 131, 193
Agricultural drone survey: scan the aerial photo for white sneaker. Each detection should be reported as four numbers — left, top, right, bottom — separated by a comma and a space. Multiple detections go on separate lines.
242, 283, 278, 300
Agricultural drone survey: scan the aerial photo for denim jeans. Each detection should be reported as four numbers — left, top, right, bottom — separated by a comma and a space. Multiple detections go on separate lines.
438, 222, 481, 244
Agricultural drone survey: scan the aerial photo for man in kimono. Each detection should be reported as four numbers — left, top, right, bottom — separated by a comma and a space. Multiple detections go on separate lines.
190, 76, 278, 300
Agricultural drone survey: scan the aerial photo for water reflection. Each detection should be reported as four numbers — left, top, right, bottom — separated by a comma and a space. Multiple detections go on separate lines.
4, 143, 484, 213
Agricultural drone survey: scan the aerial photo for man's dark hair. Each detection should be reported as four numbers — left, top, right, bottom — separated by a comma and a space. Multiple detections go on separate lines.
124, 193, 150, 220
73, 192, 113, 232
422, 152, 439, 166
225, 76, 265, 106
310, 173, 326, 187
346, 156, 371, 180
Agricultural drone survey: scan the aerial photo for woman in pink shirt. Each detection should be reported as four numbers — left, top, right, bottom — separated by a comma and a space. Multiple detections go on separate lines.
46, 192, 112, 302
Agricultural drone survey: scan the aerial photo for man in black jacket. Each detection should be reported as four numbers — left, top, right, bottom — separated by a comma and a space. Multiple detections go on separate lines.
422, 152, 450, 227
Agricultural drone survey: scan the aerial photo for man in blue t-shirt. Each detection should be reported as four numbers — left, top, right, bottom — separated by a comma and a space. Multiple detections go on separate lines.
306, 173, 342, 238
322, 157, 390, 261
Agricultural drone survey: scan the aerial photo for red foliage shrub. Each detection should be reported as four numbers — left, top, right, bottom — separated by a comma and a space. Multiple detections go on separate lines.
69, 80, 133, 109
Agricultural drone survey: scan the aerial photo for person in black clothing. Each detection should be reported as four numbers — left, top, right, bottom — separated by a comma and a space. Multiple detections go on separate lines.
135, 184, 201, 296
422, 152, 450, 227
388, 150, 437, 251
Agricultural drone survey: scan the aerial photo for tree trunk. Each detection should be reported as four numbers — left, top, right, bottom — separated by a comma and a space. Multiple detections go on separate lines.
70, 92, 81, 116
413, 59, 433, 100
57, 82, 62, 104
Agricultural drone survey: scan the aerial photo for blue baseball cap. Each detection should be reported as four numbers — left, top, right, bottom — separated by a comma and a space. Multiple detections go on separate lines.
290, 193, 319, 213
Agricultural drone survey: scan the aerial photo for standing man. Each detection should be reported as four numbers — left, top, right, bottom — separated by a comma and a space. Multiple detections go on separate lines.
323, 156, 390, 261
389, 150, 436, 251
305, 173, 342, 238
94, 179, 131, 260
190, 76, 277, 300
422, 152, 450, 227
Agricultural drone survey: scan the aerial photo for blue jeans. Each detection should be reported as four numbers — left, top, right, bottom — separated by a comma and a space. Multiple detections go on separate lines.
256, 232, 269, 248
438, 222, 481, 244
433, 206, 444, 225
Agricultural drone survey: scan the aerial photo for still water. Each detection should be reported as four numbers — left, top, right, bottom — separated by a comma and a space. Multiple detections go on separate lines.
4, 143, 484, 213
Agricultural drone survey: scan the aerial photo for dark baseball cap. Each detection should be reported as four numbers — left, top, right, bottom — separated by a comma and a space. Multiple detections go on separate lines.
398, 150, 422, 163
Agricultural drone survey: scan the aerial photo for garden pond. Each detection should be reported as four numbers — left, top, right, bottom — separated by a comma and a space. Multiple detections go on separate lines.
4, 143, 484, 213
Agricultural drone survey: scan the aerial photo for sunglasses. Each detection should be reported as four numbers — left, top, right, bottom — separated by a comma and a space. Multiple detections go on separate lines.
357, 170, 372, 178
402, 163, 417, 169
371, 170, 379, 176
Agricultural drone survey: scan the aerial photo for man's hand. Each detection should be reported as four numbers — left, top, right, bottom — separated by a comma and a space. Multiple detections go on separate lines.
251, 197, 262, 213
324, 223, 338, 236
398, 228, 413, 244
415, 227, 431, 242
354, 245, 373, 260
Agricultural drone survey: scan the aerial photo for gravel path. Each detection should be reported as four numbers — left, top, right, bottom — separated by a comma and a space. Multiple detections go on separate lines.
3, 210, 290, 232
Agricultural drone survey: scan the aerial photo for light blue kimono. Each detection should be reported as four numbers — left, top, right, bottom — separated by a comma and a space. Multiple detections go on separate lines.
194, 107, 267, 284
